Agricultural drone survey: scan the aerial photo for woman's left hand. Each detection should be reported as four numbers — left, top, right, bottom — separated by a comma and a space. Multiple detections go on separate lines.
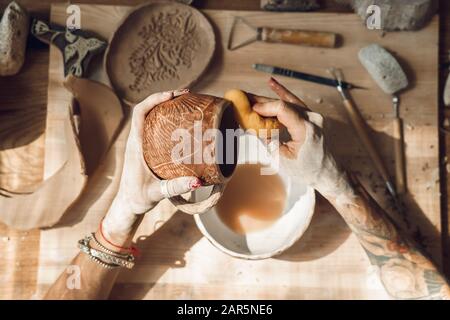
101, 90, 202, 244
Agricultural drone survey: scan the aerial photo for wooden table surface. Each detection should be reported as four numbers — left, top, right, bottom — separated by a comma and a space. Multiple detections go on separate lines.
0, 0, 449, 299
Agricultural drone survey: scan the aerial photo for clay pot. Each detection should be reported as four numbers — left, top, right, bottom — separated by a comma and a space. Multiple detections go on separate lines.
143, 92, 239, 214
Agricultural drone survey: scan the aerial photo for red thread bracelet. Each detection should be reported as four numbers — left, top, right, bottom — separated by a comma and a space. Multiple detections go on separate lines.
99, 219, 140, 256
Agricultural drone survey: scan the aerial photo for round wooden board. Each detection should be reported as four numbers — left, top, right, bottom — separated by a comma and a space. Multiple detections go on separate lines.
105, 1, 216, 105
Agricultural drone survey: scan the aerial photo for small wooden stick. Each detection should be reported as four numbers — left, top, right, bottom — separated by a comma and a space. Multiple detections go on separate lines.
392, 117, 406, 194
260, 27, 337, 48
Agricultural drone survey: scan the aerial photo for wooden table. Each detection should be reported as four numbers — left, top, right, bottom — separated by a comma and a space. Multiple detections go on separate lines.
1, 0, 449, 299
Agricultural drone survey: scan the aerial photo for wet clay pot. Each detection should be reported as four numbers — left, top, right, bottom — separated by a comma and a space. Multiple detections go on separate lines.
143, 92, 239, 214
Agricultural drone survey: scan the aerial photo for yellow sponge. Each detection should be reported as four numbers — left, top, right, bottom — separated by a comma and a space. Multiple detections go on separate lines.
224, 89, 281, 136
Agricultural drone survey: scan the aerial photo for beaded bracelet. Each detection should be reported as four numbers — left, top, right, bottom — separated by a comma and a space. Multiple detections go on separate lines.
90, 233, 129, 258
86, 254, 119, 269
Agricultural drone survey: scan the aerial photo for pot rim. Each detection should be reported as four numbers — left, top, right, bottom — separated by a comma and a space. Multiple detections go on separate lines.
213, 98, 239, 183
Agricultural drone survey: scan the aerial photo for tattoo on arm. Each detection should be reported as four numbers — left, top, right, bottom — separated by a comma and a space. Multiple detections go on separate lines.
335, 176, 450, 300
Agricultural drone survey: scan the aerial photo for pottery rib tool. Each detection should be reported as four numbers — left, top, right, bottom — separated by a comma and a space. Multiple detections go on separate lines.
328, 67, 397, 200
358, 44, 409, 194
253, 63, 366, 90
227, 16, 337, 51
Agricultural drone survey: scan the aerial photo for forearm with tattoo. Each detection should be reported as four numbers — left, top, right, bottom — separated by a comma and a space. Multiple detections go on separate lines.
328, 175, 450, 300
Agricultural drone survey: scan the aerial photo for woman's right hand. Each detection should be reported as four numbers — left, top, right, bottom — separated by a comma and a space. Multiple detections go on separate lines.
250, 78, 355, 204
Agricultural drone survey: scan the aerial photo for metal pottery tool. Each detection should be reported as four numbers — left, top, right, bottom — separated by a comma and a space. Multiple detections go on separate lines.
328, 67, 397, 200
227, 16, 337, 51
253, 63, 365, 90
358, 44, 409, 194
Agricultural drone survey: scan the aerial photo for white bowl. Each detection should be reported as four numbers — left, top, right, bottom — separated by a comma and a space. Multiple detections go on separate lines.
194, 134, 316, 260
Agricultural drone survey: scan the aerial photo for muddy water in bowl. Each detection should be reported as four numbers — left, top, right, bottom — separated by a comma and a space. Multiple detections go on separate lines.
194, 134, 316, 259
216, 163, 287, 234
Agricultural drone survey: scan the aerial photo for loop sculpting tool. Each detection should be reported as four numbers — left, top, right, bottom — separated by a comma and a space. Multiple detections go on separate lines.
228, 16, 337, 51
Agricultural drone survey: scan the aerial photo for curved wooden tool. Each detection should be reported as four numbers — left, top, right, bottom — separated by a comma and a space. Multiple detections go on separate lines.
63, 76, 124, 175
0, 77, 123, 230
0, 104, 87, 229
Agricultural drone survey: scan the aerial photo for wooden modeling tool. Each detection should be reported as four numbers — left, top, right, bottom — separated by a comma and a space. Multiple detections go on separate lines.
227, 16, 337, 51
328, 67, 397, 201
358, 44, 409, 194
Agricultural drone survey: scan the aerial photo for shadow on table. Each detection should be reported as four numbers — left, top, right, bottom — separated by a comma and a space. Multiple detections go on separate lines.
0, 47, 47, 152
109, 211, 203, 300
276, 195, 351, 262
107, 200, 350, 300
50, 108, 131, 228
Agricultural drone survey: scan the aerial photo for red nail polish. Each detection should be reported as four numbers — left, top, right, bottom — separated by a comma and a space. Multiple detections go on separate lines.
189, 179, 202, 189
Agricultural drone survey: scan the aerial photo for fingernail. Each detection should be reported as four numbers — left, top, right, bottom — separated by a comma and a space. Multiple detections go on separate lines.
269, 77, 279, 84
189, 178, 202, 190
174, 88, 190, 96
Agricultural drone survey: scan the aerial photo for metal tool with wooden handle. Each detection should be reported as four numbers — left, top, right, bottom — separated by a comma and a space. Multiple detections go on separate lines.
227, 16, 337, 50
358, 44, 409, 195
392, 96, 406, 194
328, 68, 397, 199
341, 97, 396, 197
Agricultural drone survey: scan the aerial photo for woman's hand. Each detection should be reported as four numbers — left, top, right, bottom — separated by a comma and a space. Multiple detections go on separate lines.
253, 79, 450, 300
250, 78, 355, 204
101, 90, 202, 245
